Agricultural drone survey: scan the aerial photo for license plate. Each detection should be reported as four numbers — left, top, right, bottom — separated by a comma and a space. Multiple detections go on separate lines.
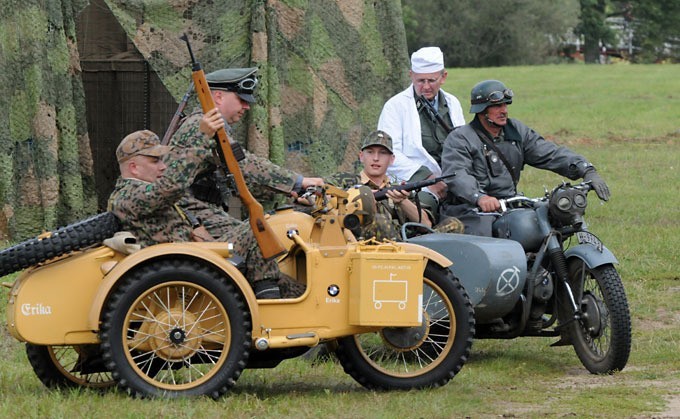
576, 231, 603, 252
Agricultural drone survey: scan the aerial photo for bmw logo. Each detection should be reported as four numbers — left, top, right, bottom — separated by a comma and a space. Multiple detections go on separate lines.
327, 284, 340, 297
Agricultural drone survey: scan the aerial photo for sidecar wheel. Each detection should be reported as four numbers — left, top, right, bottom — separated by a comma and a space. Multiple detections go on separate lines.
25, 344, 116, 389
0, 212, 119, 277
335, 262, 474, 390
564, 261, 631, 374
100, 259, 251, 398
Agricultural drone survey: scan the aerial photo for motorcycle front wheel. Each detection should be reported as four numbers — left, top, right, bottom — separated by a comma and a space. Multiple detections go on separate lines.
26, 344, 115, 389
335, 262, 475, 390
565, 260, 631, 374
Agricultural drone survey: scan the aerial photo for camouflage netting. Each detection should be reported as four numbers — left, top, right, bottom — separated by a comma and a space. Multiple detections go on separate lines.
0, 0, 410, 240
0, 0, 97, 241
104, 0, 409, 173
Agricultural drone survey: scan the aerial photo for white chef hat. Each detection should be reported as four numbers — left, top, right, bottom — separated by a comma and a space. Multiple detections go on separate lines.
411, 47, 444, 73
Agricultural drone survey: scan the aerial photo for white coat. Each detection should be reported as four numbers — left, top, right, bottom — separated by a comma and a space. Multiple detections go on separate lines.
377, 85, 465, 182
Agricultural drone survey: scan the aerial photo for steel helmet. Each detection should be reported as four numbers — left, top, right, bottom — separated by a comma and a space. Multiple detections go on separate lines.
469, 80, 514, 113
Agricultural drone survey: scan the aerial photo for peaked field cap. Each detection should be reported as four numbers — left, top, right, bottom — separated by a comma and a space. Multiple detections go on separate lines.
116, 130, 170, 163
206, 67, 259, 103
411, 46, 444, 73
361, 130, 393, 153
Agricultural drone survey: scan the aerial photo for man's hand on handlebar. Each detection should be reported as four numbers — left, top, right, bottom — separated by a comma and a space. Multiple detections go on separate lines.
477, 195, 501, 212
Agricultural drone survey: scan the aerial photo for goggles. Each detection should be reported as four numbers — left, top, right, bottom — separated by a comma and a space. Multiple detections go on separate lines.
471, 88, 513, 105
210, 76, 259, 94
231, 76, 258, 94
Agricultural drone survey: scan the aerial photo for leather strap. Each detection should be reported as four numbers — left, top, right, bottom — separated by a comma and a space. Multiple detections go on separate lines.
473, 126, 519, 187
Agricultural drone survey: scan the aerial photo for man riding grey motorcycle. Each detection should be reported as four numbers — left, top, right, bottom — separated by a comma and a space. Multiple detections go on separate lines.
440, 79, 610, 235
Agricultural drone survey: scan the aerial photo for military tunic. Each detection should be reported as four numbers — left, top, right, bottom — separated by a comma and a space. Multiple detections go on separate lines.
168, 108, 301, 238
440, 117, 593, 234
108, 148, 209, 247
108, 147, 279, 283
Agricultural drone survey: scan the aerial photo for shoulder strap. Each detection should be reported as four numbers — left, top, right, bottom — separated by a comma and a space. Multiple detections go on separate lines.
472, 126, 519, 186
415, 94, 453, 134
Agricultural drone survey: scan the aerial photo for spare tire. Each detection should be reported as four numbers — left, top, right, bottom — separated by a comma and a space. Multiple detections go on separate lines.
0, 212, 120, 277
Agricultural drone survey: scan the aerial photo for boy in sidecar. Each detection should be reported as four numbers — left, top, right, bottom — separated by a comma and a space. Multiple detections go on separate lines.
327, 130, 463, 240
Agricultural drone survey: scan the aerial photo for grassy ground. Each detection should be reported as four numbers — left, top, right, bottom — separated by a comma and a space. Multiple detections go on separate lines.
1, 64, 679, 418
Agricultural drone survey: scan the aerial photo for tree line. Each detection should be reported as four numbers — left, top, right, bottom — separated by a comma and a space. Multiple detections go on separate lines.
402, 0, 679, 66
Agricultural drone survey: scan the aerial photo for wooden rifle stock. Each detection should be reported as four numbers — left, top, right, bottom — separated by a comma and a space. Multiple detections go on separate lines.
181, 34, 286, 260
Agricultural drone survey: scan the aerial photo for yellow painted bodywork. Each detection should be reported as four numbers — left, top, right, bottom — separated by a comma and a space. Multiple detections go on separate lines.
6, 186, 450, 351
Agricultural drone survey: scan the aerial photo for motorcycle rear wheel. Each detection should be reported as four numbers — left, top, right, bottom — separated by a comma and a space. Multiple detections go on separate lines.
335, 262, 475, 390
100, 259, 251, 398
565, 261, 631, 374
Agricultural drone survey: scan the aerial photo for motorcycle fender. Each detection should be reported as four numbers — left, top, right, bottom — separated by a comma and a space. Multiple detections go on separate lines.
396, 242, 452, 268
87, 242, 259, 331
565, 244, 618, 269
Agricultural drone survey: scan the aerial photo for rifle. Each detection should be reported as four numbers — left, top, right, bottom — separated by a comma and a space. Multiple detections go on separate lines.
415, 94, 453, 134
181, 33, 286, 260
161, 82, 194, 145
373, 173, 455, 201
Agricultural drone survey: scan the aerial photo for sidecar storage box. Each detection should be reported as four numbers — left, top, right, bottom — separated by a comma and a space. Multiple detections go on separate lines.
407, 233, 526, 323
348, 244, 424, 327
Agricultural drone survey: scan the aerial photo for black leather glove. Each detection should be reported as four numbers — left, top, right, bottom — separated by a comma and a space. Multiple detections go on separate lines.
583, 168, 610, 201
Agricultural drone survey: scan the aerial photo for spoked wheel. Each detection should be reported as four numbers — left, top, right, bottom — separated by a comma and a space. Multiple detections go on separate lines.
564, 260, 631, 374
100, 260, 251, 398
26, 344, 115, 389
335, 262, 474, 390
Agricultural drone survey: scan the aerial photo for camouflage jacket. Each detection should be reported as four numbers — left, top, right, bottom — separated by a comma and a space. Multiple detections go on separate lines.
107, 148, 209, 247
169, 109, 301, 197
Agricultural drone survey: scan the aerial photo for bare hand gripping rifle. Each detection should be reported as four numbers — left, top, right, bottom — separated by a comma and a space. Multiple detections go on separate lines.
373, 173, 455, 201
181, 33, 286, 260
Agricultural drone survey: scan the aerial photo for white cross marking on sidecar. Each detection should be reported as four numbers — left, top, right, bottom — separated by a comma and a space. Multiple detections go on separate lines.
496, 266, 521, 297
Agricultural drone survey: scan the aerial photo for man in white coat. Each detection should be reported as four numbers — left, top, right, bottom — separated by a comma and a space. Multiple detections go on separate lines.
377, 46, 465, 224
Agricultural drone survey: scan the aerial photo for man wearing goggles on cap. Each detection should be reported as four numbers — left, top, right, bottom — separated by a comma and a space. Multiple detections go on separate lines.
167, 67, 323, 242
440, 79, 610, 236
377, 46, 466, 225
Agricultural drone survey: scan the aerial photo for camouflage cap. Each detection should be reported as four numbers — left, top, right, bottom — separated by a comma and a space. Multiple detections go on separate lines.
206, 67, 259, 103
116, 130, 171, 163
361, 130, 393, 153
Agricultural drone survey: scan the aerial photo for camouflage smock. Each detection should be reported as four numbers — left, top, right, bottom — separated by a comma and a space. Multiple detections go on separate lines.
107, 146, 279, 283
168, 108, 301, 237
107, 148, 209, 247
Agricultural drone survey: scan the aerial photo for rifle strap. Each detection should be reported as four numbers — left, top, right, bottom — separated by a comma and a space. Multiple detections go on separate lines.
413, 190, 423, 224
473, 127, 519, 187
416, 95, 453, 134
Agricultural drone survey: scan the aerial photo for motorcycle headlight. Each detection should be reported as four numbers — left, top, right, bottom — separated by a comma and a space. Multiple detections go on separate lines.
573, 193, 587, 208
549, 186, 587, 227
557, 196, 572, 211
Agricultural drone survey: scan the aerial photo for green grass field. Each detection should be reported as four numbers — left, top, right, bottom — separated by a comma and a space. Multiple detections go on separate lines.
1, 64, 678, 418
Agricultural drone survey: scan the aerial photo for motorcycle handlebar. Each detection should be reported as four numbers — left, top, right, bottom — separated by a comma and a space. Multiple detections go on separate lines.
482, 181, 593, 214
